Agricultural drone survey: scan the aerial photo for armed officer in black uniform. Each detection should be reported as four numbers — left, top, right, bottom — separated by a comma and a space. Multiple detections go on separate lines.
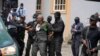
17, 16, 26, 56
47, 16, 54, 56
52, 12, 65, 56
81, 15, 100, 56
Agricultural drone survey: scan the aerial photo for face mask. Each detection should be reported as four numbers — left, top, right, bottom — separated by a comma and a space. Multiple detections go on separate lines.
20, 6, 23, 9
75, 20, 79, 24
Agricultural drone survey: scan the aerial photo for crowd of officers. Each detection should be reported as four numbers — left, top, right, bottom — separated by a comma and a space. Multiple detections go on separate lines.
71, 13, 100, 56
4, 3, 65, 56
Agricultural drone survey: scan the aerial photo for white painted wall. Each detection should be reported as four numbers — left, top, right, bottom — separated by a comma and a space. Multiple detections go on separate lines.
41, 0, 51, 21
18, 0, 36, 23
42, 0, 66, 24
71, 0, 100, 27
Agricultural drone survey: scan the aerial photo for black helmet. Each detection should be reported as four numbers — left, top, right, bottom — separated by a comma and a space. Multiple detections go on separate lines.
75, 17, 80, 21
74, 17, 80, 24
47, 16, 52, 23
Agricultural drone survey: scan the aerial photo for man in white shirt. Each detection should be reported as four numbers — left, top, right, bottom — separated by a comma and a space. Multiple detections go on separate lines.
16, 3, 26, 17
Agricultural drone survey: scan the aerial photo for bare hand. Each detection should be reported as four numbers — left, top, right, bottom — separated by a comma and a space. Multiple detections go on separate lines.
90, 48, 97, 52
72, 29, 77, 32
48, 34, 53, 41
28, 28, 33, 32
82, 39, 87, 47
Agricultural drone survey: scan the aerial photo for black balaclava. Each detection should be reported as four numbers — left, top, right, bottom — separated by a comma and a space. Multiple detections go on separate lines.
74, 17, 80, 24
33, 13, 39, 21
47, 16, 52, 23
54, 12, 61, 22
20, 3, 24, 9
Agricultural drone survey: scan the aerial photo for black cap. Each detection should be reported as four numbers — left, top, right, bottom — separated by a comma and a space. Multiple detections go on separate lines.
89, 15, 98, 21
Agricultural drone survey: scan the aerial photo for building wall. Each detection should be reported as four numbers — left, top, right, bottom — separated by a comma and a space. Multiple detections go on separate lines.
71, 0, 100, 27
18, 0, 36, 23
41, 0, 51, 21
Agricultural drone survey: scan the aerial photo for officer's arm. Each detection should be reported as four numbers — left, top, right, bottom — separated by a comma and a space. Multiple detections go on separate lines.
24, 23, 30, 30
71, 24, 75, 33
16, 7, 19, 14
81, 28, 87, 45
47, 23, 53, 31
47, 23, 54, 40
95, 30, 100, 50
95, 45, 100, 50
26, 22, 33, 30
10, 20, 19, 27
23, 9, 26, 16
26, 24, 35, 32
53, 21, 65, 32
76, 23, 84, 33
26, 26, 31, 30
48, 23, 54, 36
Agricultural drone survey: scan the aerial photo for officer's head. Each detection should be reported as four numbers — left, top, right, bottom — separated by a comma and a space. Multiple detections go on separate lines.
94, 12, 100, 21
94, 12, 99, 17
89, 15, 98, 26
20, 16, 25, 23
20, 3, 24, 8
54, 12, 61, 21
37, 15, 44, 23
74, 17, 80, 24
33, 13, 39, 20
47, 16, 52, 23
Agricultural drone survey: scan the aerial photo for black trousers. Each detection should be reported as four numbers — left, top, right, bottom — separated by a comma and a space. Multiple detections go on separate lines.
71, 40, 81, 56
8, 28, 24, 56
50, 38, 63, 56
25, 37, 33, 56
18, 40, 24, 56
47, 39, 55, 56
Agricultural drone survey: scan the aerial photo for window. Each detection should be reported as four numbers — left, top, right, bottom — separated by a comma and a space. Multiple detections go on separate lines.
36, 0, 41, 13
54, 0, 66, 11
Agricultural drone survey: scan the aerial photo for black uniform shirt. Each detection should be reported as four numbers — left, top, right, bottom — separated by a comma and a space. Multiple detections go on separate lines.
27, 21, 36, 38
82, 26, 100, 48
